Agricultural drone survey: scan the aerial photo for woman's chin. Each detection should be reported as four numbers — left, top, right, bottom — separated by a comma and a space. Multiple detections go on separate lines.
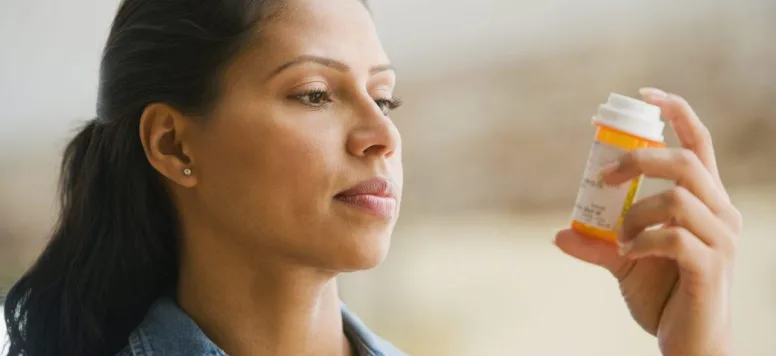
321, 228, 393, 272
339, 239, 392, 272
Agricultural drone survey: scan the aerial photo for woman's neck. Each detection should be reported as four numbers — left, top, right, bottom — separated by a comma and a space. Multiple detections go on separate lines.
176, 240, 353, 356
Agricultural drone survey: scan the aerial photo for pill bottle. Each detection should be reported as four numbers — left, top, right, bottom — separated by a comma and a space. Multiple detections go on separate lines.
570, 93, 666, 243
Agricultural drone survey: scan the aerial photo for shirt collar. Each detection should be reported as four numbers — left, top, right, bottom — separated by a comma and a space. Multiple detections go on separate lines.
127, 297, 405, 356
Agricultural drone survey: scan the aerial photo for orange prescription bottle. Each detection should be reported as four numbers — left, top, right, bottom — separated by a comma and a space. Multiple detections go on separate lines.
570, 93, 666, 243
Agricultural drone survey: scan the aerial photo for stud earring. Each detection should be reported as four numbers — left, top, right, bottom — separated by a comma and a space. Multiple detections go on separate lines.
183, 168, 192, 176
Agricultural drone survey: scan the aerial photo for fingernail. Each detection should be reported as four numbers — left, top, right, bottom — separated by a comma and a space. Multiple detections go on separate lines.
618, 241, 634, 256
597, 161, 620, 180
639, 87, 668, 101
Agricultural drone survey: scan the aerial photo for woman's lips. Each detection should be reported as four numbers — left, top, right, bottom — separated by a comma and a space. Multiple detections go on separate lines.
334, 178, 396, 218
334, 194, 396, 218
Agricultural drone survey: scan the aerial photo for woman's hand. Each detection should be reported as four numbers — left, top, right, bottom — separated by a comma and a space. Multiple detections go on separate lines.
554, 88, 742, 356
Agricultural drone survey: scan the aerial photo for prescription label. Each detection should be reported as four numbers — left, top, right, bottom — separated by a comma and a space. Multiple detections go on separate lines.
571, 140, 636, 231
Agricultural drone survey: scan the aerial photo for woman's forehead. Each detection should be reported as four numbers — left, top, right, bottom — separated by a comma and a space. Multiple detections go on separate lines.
245, 0, 388, 73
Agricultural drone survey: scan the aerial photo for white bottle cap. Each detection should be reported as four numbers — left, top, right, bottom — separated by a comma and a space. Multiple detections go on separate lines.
592, 93, 665, 142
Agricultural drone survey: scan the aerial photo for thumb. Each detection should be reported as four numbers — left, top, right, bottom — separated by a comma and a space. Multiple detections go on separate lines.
554, 229, 628, 276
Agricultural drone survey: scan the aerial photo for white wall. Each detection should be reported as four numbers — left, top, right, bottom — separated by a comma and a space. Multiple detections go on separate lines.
0, 0, 118, 152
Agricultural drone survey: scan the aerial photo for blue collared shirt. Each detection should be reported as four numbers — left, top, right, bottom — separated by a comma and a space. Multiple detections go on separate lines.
118, 298, 406, 356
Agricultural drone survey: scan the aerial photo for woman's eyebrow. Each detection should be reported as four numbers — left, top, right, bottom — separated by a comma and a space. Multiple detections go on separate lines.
268, 55, 394, 78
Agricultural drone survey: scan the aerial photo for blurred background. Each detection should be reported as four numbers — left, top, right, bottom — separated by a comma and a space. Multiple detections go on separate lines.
2, 0, 775, 355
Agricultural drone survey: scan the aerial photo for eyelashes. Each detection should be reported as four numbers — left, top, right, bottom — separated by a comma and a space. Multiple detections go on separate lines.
375, 97, 403, 116
292, 89, 332, 108
290, 89, 403, 115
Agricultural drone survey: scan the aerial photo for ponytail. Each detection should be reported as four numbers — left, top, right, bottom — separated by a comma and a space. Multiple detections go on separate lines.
3, 0, 279, 354
3, 119, 180, 356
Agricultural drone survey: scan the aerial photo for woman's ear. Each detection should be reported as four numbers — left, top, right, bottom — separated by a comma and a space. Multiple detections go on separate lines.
139, 103, 198, 188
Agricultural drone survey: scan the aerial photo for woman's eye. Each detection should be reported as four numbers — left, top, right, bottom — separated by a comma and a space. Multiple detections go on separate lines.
293, 90, 332, 108
375, 97, 403, 116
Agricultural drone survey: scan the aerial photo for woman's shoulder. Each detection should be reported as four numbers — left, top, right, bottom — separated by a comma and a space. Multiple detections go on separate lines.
340, 303, 408, 356
116, 297, 227, 356
116, 346, 133, 356
117, 298, 407, 356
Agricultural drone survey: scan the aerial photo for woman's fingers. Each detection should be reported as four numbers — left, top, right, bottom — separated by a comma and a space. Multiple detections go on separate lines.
639, 88, 722, 185
601, 148, 730, 217
619, 187, 736, 254
557, 88, 742, 284
619, 226, 712, 272
554, 228, 629, 276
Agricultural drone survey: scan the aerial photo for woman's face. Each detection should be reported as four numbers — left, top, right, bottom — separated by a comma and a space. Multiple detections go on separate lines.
184, 0, 402, 271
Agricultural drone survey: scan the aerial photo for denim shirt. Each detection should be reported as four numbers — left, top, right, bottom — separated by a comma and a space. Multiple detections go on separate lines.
117, 298, 406, 356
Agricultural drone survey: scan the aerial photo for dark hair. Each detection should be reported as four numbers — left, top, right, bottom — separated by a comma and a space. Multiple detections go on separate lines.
3, 1, 276, 355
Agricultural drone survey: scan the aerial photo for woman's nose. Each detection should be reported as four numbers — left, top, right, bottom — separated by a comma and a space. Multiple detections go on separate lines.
346, 99, 401, 159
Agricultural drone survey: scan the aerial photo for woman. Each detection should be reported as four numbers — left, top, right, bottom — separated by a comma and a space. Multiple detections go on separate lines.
3, 0, 741, 355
